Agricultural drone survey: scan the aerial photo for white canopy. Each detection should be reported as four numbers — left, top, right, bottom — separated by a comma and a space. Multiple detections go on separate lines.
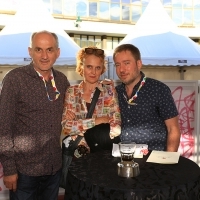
108, 0, 200, 66
0, 0, 80, 66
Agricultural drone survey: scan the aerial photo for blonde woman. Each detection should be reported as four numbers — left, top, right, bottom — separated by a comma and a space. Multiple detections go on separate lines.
61, 46, 121, 156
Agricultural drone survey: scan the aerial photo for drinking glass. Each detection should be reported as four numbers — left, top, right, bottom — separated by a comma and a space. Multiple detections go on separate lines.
119, 141, 136, 162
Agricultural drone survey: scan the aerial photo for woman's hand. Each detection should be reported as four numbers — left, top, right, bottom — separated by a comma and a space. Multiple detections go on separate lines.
100, 79, 114, 87
95, 116, 110, 125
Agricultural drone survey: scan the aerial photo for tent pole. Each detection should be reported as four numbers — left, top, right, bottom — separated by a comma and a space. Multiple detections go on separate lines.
179, 68, 186, 80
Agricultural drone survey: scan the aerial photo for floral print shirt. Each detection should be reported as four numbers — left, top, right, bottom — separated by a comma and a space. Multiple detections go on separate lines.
61, 81, 121, 139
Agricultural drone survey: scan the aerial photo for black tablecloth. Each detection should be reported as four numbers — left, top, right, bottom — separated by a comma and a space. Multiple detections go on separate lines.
65, 151, 200, 200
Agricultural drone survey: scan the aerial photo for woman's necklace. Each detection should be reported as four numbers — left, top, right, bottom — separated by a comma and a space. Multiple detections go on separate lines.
123, 76, 146, 105
84, 81, 98, 92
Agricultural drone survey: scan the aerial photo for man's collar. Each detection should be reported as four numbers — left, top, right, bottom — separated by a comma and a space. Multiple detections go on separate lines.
26, 62, 57, 78
121, 71, 146, 89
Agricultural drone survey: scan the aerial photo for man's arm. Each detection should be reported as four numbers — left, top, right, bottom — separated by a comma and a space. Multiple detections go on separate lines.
165, 116, 181, 152
0, 73, 18, 191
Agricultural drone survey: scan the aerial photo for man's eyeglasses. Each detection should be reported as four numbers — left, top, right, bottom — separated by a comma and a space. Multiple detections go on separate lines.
84, 48, 104, 56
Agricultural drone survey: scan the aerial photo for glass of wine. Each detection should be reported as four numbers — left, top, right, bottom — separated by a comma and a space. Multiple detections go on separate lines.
119, 141, 136, 163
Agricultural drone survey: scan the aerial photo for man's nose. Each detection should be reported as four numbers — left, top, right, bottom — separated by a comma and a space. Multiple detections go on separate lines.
41, 50, 48, 59
119, 63, 126, 72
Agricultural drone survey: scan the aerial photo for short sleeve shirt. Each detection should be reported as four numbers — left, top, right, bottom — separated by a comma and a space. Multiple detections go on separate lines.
115, 72, 179, 151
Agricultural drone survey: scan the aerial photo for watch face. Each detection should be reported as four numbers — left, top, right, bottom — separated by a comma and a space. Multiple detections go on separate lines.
74, 145, 89, 158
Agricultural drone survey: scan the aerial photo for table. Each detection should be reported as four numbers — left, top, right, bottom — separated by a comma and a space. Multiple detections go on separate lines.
65, 151, 200, 200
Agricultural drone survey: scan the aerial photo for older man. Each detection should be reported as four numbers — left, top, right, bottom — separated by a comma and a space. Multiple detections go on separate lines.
0, 30, 70, 200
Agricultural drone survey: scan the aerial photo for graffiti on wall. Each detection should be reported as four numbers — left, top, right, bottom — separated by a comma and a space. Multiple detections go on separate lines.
171, 86, 195, 160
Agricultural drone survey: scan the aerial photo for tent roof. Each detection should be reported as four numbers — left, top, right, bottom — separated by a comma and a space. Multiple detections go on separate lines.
135, 0, 177, 34
111, 0, 200, 66
123, 31, 200, 66
0, 0, 80, 66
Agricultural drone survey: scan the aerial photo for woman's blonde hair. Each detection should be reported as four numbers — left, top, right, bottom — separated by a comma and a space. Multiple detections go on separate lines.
76, 46, 107, 77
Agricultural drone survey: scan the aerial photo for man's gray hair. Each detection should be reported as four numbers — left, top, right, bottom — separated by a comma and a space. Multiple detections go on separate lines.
29, 30, 59, 48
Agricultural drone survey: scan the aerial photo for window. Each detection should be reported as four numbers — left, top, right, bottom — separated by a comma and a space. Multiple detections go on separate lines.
183, 0, 192, 8
74, 35, 81, 46
107, 36, 123, 50
52, 0, 62, 14
43, 0, 51, 12
131, 5, 141, 22
88, 35, 95, 46
194, 9, 200, 25
111, 0, 120, 2
122, 0, 131, 3
141, 0, 149, 6
73, 35, 102, 48
89, 2, 97, 17
80, 35, 88, 47
172, 8, 182, 25
77, 0, 88, 17
172, 0, 182, 8
194, 0, 200, 8
183, 9, 193, 25
63, 0, 76, 16
131, 0, 141, 5
111, 3, 120, 20
1, 0, 197, 27
107, 37, 113, 50
1, 0, 197, 28
95, 36, 102, 48
73, 35, 123, 50
113, 37, 119, 49
122, 5, 130, 20
99, 2, 110, 19
162, 0, 171, 6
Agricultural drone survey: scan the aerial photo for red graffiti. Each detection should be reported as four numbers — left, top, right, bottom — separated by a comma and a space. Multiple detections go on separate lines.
171, 86, 195, 159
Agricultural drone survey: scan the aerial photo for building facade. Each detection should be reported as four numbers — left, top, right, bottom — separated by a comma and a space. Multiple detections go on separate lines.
0, 0, 200, 50
0, 0, 200, 81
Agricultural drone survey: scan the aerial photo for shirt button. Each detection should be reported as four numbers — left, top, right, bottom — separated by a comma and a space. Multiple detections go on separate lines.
126, 132, 128, 136
128, 106, 130, 109
127, 120, 130, 122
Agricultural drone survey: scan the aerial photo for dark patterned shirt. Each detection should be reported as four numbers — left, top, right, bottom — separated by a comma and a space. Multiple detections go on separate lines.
115, 72, 179, 151
0, 63, 70, 176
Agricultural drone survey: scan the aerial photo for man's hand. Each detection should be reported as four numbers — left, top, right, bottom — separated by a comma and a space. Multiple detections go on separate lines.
3, 174, 18, 192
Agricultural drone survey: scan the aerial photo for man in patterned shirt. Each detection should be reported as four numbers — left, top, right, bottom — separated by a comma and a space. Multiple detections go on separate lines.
114, 44, 180, 152
0, 31, 70, 200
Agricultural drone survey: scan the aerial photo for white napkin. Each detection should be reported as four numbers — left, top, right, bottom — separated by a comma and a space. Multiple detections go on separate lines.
146, 150, 180, 164
112, 143, 148, 158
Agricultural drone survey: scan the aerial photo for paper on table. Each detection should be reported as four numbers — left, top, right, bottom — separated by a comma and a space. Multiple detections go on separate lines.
112, 143, 148, 158
146, 150, 180, 164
